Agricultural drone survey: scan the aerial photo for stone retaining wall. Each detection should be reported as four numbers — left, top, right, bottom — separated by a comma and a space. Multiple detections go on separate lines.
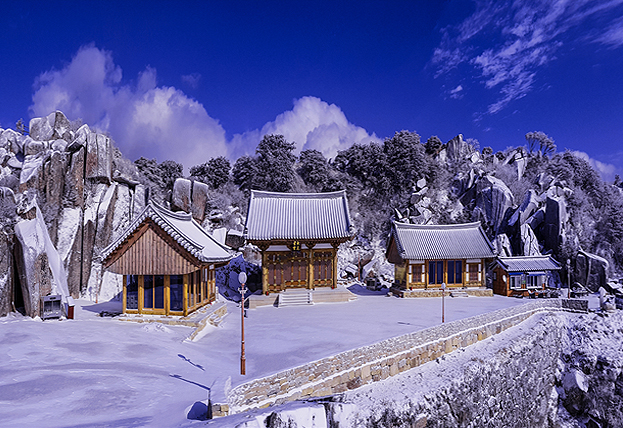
224, 299, 587, 414
394, 288, 493, 298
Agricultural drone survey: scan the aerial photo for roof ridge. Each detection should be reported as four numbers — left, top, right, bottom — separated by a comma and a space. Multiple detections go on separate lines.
251, 190, 347, 199
393, 221, 482, 229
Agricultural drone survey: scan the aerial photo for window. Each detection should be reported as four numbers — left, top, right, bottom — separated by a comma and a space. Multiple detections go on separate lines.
170, 275, 183, 311
126, 275, 138, 310
468, 264, 479, 282
428, 261, 443, 284
144, 275, 164, 309
412, 264, 423, 283
447, 261, 463, 284
527, 274, 543, 289
509, 275, 522, 289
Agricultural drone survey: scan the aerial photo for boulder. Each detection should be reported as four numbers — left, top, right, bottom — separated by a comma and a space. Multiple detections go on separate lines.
475, 175, 514, 234
544, 196, 567, 252
14, 204, 67, 317
514, 150, 527, 180
0, 129, 22, 154
172, 178, 192, 213
0, 230, 12, 316
520, 224, 541, 256
51, 139, 68, 152
19, 153, 47, 193
526, 208, 545, 232
225, 229, 245, 250
575, 250, 609, 292
495, 234, 513, 257
64, 146, 85, 208
509, 189, 542, 228
445, 134, 473, 162
23, 138, 44, 156
85, 133, 112, 183
191, 180, 209, 221
416, 177, 427, 190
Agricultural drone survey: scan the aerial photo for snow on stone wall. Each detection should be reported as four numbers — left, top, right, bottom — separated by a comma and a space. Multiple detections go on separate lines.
225, 300, 587, 415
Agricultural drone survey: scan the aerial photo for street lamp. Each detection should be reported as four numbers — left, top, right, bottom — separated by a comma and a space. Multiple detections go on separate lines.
238, 271, 247, 375
441, 282, 446, 323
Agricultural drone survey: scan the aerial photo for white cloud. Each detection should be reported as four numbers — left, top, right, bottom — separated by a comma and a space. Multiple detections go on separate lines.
30, 47, 379, 168
231, 96, 380, 159
432, 0, 623, 116
30, 45, 227, 171
572, 150, 622, 182
449, 85, 464, 99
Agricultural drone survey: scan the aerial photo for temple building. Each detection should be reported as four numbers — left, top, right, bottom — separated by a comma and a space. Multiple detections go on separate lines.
386, 221, 495, 290
491, 255, 561, 297
102, 202, 233, 316
244, 190, 354, 294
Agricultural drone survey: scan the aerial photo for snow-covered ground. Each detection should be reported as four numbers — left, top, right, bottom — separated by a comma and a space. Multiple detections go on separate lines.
0, 289, 565, 427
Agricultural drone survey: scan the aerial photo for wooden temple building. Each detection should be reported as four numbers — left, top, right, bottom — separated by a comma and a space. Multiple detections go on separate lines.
102, 202, 233, 316
386, 221, 495, 290
491, 255, 561, 297
244, 190, 354, 294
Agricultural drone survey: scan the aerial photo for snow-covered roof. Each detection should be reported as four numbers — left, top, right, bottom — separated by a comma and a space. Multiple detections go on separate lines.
391, 221, 495, 261
245, 190, 354, 242
102, 201, 233, 264
496, 256, 561, 272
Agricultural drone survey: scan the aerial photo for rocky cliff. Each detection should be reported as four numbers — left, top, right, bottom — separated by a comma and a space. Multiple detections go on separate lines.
0, 112, 145, 316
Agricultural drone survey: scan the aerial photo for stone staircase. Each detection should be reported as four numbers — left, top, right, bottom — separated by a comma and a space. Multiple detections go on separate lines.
278, 289, 314, 307
450, 290, 469, 298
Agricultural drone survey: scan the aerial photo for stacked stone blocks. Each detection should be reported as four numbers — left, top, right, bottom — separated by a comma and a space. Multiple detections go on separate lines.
224, 299, 587, 415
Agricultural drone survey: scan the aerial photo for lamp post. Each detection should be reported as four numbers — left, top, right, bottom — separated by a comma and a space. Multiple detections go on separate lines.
441, 282, 446, 323
238, 271, 247, 375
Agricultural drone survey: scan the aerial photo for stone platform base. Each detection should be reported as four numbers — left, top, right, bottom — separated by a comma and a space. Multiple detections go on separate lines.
248, 287, 357, 308
392, 287, 493, 298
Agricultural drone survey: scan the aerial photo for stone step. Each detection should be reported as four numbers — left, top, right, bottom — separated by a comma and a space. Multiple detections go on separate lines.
450, 291, 469, 298
278, 291, 313, 307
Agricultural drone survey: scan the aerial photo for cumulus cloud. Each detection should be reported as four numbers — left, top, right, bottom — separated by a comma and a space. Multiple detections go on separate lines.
231, 96, 380, 159
432, 0, 623, 115
572, 150, 622, 182
30, 45, 227, 170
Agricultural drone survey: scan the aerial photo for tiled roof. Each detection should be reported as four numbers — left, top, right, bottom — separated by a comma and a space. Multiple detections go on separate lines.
496, 256, 561, 272
102, 202, 233, 263
245, 190, 354, 241
392, 221, 495, 260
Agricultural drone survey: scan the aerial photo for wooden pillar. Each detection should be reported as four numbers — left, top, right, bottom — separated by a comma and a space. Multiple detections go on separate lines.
307, 243, 315, 290
122, 275, 127, 314
183, 273, 188, 317
138, 275, 144, 314
331, 243, 339, 289
164, 275, 170, 315
262, 252, 269, 295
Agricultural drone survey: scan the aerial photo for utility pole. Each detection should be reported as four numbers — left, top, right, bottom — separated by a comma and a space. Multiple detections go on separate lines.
238, 272, 247, 375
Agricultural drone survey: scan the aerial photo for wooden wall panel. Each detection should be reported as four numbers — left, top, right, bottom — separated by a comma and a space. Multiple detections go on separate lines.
106, 225, 200, 275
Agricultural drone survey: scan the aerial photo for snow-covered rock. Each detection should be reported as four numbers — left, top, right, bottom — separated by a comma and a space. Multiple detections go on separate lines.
475, 175, 514, 233
172, 177, 192, 213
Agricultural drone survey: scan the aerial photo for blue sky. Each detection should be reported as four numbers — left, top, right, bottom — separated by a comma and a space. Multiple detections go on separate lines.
1, 1, 622, 179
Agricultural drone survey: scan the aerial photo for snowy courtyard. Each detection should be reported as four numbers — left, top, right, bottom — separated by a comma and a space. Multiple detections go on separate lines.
0, 289, 546, 427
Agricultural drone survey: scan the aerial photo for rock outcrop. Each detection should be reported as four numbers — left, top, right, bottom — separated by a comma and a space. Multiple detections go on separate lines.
0, 111, 146, 316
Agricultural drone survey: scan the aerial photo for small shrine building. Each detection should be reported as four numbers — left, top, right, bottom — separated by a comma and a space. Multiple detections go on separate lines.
102, 202, 233, 316
491, 255, 561, 297
386, 221, 495, 289
244, 190, 354, 294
